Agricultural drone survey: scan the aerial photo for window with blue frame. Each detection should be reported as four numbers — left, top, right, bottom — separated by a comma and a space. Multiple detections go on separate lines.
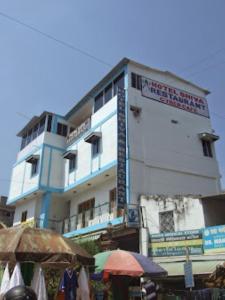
69, 155, 76, 173
92, 138, 101, 157
20, 114, 50, 150
93, 72, 124, 113
31, 159, 39, 177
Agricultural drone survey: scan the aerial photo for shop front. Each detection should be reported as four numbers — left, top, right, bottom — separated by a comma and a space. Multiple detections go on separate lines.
148, 225, 225, 299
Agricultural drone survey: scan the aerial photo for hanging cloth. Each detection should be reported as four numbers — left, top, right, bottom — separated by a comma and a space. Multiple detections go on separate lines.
9, 263, 24, 289
0, 263, 10, 296
62, 268, 79, 300
31, 264, 47, 300
77, 267, 89, 300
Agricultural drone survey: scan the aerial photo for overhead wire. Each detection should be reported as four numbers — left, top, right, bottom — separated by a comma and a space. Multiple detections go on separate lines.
184, 59, 225, 79
177, 47, 225, 75
0, 10, 112, 68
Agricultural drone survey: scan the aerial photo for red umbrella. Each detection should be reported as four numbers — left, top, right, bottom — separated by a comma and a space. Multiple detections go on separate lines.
94, 250, 167, 279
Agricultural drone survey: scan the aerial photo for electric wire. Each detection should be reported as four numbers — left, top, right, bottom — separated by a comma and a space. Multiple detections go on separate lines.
0, 11, 112, 68
178, 47, 225, 75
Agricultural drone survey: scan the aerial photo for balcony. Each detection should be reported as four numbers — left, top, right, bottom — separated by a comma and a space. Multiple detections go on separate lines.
35, 202, 119, 235
66, 118, 91, 145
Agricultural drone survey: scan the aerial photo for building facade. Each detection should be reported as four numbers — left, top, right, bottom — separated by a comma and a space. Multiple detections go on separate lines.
7, 58, 221, 240
0, 196, 15, 227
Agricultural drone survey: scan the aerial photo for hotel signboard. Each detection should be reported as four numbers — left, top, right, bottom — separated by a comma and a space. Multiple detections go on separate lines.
141, 76, 209, 118
117, 87, 127, 209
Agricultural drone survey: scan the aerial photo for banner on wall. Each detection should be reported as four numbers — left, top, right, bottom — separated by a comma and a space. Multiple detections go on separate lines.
141, 76, 209, 118
117, 87, 127, 209
149, 229, 203, 257
204, 225, 225, 254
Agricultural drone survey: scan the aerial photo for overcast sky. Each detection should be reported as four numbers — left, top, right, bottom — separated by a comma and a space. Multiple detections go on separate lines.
0, 0, 225, 195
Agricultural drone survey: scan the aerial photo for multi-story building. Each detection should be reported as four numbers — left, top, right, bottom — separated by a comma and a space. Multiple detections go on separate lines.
0, 196, 15, 227
7, 58, 221, 240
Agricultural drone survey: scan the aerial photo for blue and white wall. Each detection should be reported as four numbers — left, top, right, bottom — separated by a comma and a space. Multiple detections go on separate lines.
9, 89, 119, 227
64, 96, 117, 190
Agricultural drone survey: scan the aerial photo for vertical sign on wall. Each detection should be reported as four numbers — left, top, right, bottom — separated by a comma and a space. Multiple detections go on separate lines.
184, 261, 195, 288
117, 87, 127, 209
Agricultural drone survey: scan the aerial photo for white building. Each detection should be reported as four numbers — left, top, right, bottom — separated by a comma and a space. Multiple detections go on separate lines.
7, 58, 221, 239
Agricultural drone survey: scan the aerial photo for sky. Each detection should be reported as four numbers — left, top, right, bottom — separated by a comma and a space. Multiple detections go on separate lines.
0, 0, 225, 196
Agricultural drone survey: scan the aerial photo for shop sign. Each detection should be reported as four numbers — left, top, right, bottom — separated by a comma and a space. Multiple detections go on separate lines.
149, 229, 203, 257
141, 76, 209, 118
117, 87, 127, 209
184, 261, 195, 288
127, 206, 140, 227
204, 225, 225, 254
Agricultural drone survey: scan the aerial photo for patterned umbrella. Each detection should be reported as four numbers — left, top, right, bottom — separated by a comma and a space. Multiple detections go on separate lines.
94, 250, 167, 279
0, 226, 94, 267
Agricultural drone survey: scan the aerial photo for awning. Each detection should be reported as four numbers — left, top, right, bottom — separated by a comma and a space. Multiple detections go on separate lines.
153, 254, 225, 277
63, 150, 77, 159
198, 132, 219, 142
84, 132, 102, 143
71, 231, 104, 243
157, 260, 224, 277
26, 155, 39, 164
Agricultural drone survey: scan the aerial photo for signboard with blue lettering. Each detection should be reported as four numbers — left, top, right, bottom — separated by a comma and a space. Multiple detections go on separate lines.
204, 225, 225, 254
117, 87, 127, 209
141, 76, 209, 118
184, 261, 195, 288
149, 229, 203, 257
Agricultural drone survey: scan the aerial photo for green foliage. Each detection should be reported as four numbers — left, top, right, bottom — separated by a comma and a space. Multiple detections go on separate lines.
76, 239, 101, 256
44, 267, 62, 300
91, 280, 105, 292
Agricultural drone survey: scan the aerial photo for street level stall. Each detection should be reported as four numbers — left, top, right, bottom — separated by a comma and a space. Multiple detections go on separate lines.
93, 249, 167, 299
148, 226, 225, 299
0, 226, 94, 299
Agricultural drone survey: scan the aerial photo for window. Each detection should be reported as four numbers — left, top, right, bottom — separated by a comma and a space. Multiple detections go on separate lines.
32, 124, 39, 140
109, 188, 116, 214
159, 211, 175, 233
20, 115, 50, 150
69, 155, 76, 173
47, 115, 52, 132
93, 72, 124, 114
38, 116, 46, 135
104, 83, 113, 103
78, 199, 95, 228
113, 72, 125, 96
26, 129, 32, 145
21, 134, 27, 150
31, 159, 39, 177
202, 140, 213, 157
94, 92, 104, 113
21, 211, 27, 223
131, 72, 141, 90
57, 123, 68, 137
92, 138, 101, 157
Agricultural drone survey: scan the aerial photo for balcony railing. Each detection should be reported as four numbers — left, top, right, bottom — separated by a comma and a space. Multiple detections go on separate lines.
66, 118, 91, 144
35, 202, 118, 234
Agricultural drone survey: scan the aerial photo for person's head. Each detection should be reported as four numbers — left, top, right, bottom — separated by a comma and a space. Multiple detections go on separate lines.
4, 285, 37, 300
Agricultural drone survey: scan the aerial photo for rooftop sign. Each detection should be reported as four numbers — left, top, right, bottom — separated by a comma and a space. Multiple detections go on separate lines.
141, 76, 209, 118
